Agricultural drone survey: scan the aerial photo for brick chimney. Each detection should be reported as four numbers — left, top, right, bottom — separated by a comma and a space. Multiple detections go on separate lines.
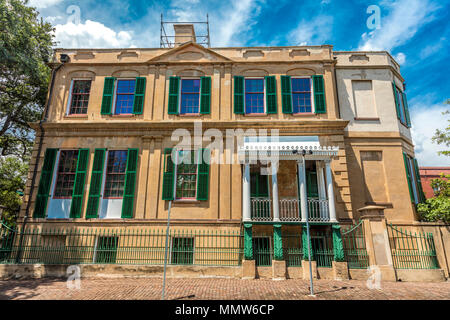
174, 24, 196, 47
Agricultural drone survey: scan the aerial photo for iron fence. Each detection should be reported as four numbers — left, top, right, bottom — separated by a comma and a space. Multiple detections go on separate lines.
342, 221, 369, 269
311, 231, 333, 268
282, 233, 303, 266
387, 224, 439, 270
0, 223, 243, 266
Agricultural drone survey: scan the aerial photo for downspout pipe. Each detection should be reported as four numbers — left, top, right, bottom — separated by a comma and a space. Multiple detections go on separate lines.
16, 59, 64, 262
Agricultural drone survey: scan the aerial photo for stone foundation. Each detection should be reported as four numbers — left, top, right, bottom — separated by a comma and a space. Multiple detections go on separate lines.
272, 260, 286, 280
241, 260, 256, 280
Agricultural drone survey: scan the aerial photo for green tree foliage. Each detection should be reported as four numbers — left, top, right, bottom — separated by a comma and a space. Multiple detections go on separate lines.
432, 110, 450, 157
0, 0, 54, 160
0, 156, 28, 226
417, 174, 450, 223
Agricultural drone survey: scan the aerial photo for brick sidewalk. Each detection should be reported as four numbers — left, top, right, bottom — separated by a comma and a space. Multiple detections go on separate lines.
0, 278, 449, 300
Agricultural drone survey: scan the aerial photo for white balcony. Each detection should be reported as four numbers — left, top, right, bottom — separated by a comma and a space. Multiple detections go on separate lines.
251, 197, 330, 222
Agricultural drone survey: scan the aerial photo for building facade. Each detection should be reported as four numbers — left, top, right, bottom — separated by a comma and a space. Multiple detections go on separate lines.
419, 167, 450, 199
6, 25, 446, 281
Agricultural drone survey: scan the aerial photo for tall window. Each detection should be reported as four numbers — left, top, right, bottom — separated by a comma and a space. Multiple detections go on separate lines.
245, 78, 264, 114
115, 80, 135, 114
54, 150, 79, 198
69, 80, 91, 114
292, 78, 312, 113
396, 86, 406, 124
175, 150, 197, 199
104, 150, 128, 198
180, 79, 200, 114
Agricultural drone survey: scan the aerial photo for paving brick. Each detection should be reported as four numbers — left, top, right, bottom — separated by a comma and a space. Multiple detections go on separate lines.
0, 278, 449, 300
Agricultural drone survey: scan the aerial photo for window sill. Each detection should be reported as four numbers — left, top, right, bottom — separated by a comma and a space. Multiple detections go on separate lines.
179, 113, 201, 117
354, 117, 380, 121
243, 113, 268, 117
291, 113, 315, 117
64, 114, 88, 119
174, 199, 201, 203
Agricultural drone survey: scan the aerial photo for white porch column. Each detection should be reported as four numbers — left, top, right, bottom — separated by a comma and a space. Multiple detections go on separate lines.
242, 162, 251, 222
271, 161, 280, 222
325, 160, 337, 222
315, 161, 327, 200
297, 159, 308, 222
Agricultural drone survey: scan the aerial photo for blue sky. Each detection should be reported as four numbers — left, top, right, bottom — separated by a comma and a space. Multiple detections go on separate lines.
29, 0, 450, 165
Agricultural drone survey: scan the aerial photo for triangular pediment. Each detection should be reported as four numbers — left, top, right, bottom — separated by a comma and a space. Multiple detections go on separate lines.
148, 42, 233, 63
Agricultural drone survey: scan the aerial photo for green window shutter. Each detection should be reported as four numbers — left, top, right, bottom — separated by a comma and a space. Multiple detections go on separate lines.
250, 173, 269, 197
392, 81, 401, 119
200, 76, 211, 114
85, 148, 106, 218
121, 148, 138, 218
196, 148, 210, 201
306, 171, 319, 198
312, 75, 326, 114
162, 148, 175, 200
402, 152, 414, 202
402, 92, 411, 127
233, 76, 244, 114
33, 148, 58, 218
69, 148, 89, 218
281, 75, 292, 114
413, 158, 425, 202
265, 76, 277, 114
168, 77, 180, 115
101, 77, 115, 115
132, 77, 146, 114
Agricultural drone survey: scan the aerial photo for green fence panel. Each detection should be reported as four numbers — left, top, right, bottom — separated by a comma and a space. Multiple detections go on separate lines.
388, 224, 439, 270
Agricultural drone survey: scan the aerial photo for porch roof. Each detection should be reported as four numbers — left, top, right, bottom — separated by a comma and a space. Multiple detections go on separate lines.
238, 135, 339, 161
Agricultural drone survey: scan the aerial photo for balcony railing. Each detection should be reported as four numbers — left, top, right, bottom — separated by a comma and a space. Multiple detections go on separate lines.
250, 197, 272, 221
250, 198, 329, 222
280, 198, 300, 221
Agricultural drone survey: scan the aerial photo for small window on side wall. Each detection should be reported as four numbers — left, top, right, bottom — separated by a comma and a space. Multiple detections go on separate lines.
68, 80, 91, 115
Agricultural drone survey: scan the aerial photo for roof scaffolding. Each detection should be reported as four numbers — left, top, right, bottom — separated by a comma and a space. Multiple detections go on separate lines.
160, 13, 211, 48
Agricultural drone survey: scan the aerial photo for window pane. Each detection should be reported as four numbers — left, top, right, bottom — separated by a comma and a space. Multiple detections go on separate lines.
104, 150, 128, 198
115, 80, 135, 114
116, 80, 135, 94
180, 79, 200, 114
69, 80, 91, 114
176, 150, 197, 199
245, 79, 264, 93
245, 79, 264, 114
292, 78, 312, 113
54, 150, 79, 198
181, 79, 200, 93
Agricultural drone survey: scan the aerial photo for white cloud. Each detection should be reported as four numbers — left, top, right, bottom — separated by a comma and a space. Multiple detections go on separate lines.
358, 0, 439, 51
410, 103, 450, 166
394, 52, 406, 64
214, 0, 261, 46
289, 15, 333, 46
166, 0, 265, 47
28, 0, 63, 9
54, 20, 135, 48
420, 37, 446, 59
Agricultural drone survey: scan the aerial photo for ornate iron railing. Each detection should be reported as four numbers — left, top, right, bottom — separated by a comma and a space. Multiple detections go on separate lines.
250, 197, 272, 221
279, 198, 300, 221
0, 223, 244, 266
341, 220, 369, 269
307, 199, 330, 222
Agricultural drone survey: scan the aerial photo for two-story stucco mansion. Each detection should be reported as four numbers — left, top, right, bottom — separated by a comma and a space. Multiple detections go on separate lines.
9, 25, 448, 282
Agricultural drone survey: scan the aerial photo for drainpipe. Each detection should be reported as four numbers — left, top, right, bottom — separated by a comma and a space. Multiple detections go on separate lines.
16, 57, 65, 262
333, 57, 342, 119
